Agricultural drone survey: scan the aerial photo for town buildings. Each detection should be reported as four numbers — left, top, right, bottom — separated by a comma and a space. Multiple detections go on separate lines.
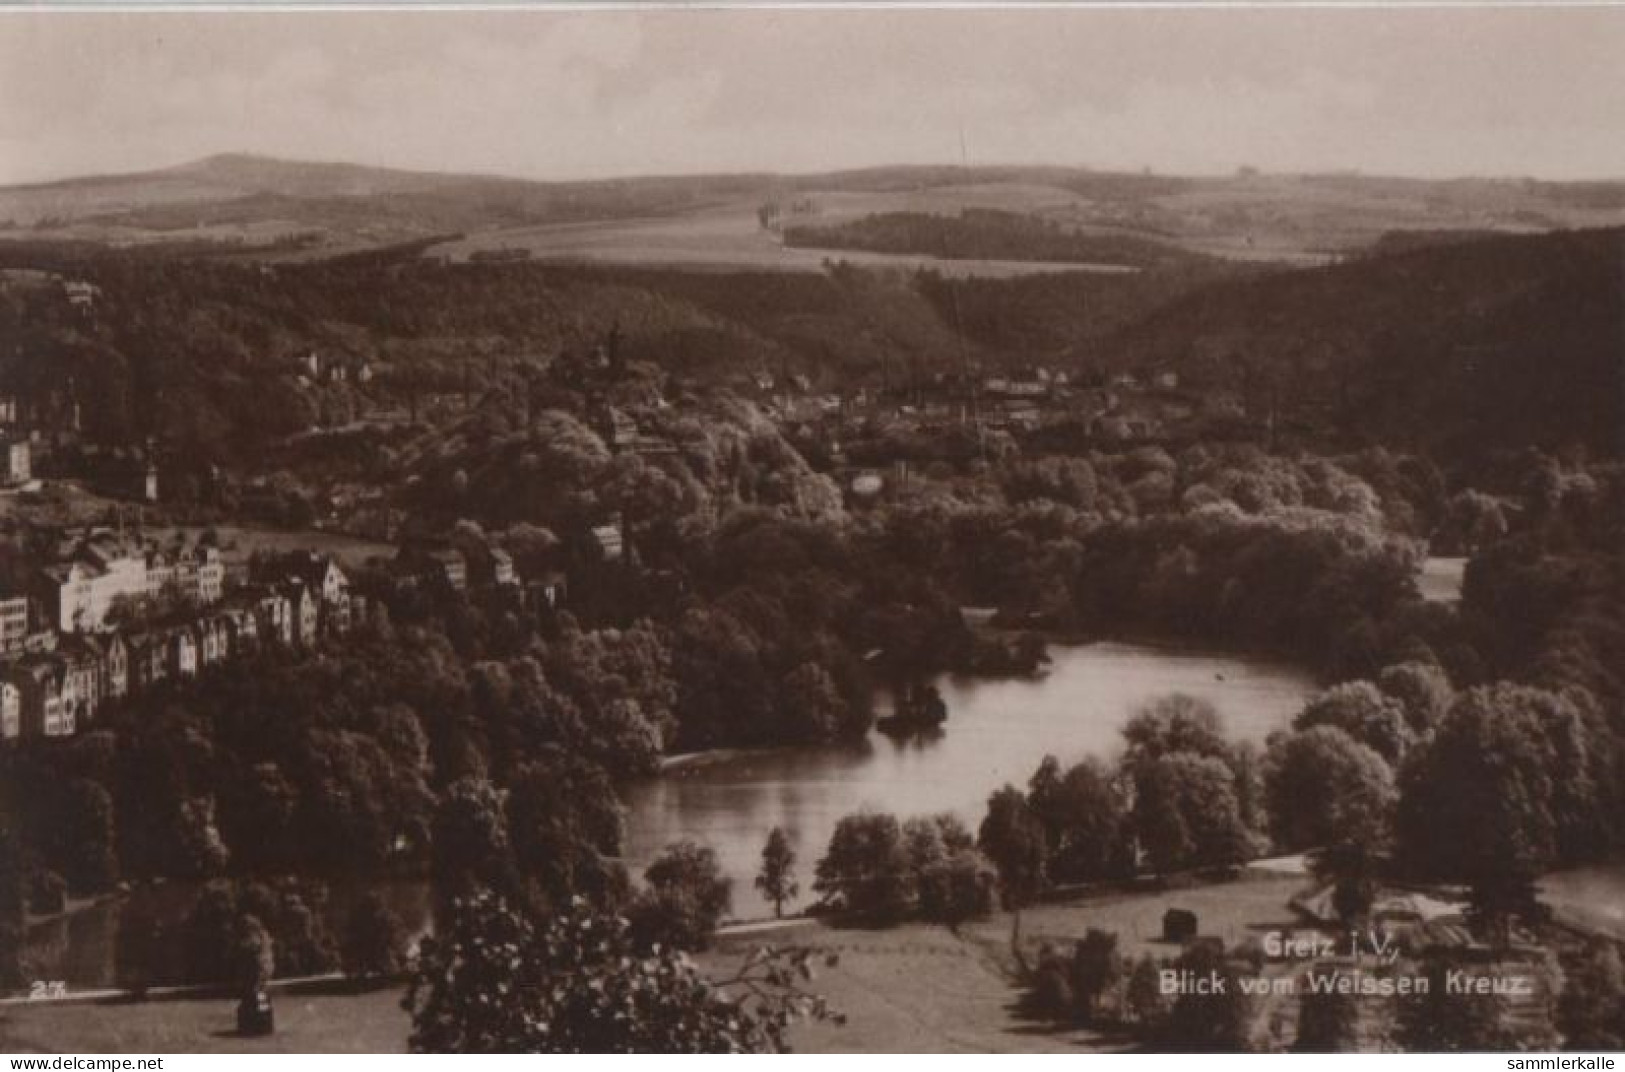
0, 596, 28, 654
1, 525, 556, 744
0, 537, 361, 742
36, 533, 224, 633
2, 437, 30, 486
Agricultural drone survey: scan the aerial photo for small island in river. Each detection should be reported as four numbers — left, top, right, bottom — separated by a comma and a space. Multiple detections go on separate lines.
875, 682, 950, 736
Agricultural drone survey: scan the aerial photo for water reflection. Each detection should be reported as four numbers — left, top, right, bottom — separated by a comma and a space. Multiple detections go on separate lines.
621, 640, 1320, 916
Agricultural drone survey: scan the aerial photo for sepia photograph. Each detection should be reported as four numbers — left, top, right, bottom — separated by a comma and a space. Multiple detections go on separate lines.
0, 0, 1622, 1058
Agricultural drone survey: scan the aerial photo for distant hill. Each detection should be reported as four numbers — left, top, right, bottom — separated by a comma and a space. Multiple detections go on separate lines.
0, 154, 785, 254
0, 153, 467, 224
1, 166, 1620, 472
1099, 227, 1625, 462
5, 155, 1625, 266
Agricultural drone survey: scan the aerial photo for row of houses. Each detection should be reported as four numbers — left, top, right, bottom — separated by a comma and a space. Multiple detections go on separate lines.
33, 531, 226, 634
0, 550, 356, 743
392, 540, 569, 610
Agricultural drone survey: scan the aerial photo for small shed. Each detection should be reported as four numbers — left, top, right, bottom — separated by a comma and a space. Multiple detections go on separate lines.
1163, 908, 1198, 943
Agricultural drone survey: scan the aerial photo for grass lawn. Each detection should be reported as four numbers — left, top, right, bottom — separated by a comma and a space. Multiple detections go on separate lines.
0, 984, 411, 1055
431, 203, 1129, 279
1004, 872, 1306, 961
707, 874, 1306, 1054
3, 875, 1307, 1054
705, 917, 1109, 1054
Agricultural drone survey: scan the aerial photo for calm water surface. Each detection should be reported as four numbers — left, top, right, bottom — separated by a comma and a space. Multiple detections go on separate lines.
622, 640, 1319, 915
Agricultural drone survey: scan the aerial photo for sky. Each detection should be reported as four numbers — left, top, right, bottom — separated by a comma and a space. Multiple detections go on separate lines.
1, 4, 1624, 186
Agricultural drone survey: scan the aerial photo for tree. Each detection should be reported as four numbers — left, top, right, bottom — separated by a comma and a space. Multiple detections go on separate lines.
631, 840, 732, 952
1396, 956, 1518, 1051
1028, 756, 1129, 884
0, 817, 28, 989
1133, 753, 1253, 874
182, 882, 241, 985
755, 827, 799, 918
1377, 661, 1454, 736
59, 779, 118, 894
779, 662, 849, 741
1293, 681, 1412, 764
906, 817, 994, 925
901, 814, 950, 877
219, 761, 298, 873
1157, 941, 1253, 1051
1263, 726, 1396, 854
915, 848, 996, 924
1030, 944, 1076, 1021
260, 887, 337, 977
1122, 694, 1233, 768
504, 752, 628, 910
1071, 928, 1123, 1023
814, 812, 911, 919
431, 777, 515, 902
343, 892, 406, 985
1395, 685, 1598, 942
1125, 954, 1167, 1031
978, 786, 1048, 910
173, 795, 230, 878
1310, 841, 1382, 926
405, 892, 837, 1053
1296, 970, 1363, 1052
1558, 941, 1625, 1049
116, 901, 167, 997
291, 727, 430, 872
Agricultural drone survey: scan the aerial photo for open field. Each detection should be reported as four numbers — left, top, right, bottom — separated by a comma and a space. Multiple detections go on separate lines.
8, 156, 1625, 271
430, 202, 1134, 278
0, 983, 411, 1055
431, 173, 1609, 275
707, 873, 1308, 1053
712, 918, 1109, 1054
11, 870, 1614, 1054
2, 875, 1306, 1055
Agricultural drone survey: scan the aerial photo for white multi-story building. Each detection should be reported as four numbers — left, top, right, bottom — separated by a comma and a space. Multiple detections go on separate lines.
40, 534, 226, 633
0, 679, 19, 740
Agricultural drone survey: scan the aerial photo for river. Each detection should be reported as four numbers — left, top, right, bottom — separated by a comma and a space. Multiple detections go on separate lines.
24, 639, 1317, 989
621, 640, 1319, 916
30, 572, 1625, 991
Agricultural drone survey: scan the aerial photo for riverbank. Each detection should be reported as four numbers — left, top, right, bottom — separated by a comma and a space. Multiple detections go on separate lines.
623, 639, 1318, 916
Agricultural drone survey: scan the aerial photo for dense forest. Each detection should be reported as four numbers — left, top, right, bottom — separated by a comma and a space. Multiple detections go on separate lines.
3, 225, 1618, 478
1099, 227, 1625, 461
783, 208, 1202, 268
